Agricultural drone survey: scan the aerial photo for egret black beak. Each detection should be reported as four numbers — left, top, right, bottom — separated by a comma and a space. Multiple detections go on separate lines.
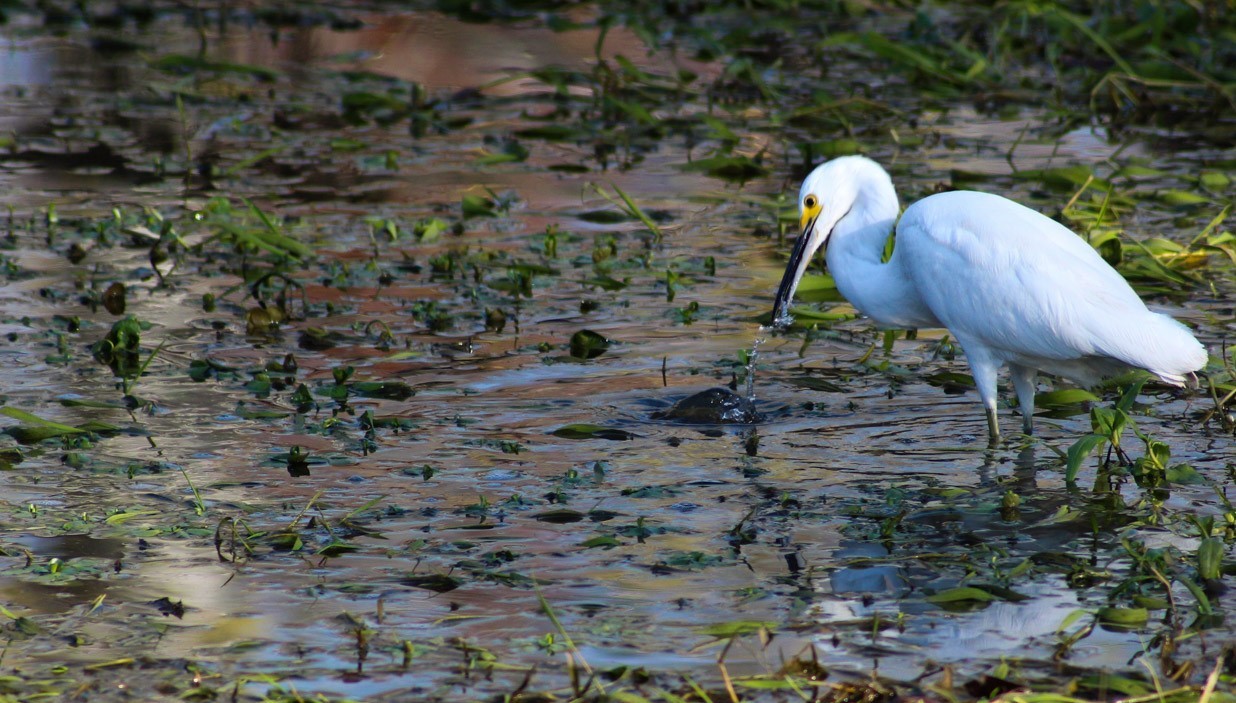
771, 215, 818, 328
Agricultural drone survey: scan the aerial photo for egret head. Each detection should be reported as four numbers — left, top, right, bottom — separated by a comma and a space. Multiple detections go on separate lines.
771, 156, 889, 326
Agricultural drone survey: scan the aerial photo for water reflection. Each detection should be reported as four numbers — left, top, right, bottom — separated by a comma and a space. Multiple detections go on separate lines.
0, 4, 1229, 700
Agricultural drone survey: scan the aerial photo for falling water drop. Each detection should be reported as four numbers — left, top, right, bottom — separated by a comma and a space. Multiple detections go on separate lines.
745, 326, 769, 402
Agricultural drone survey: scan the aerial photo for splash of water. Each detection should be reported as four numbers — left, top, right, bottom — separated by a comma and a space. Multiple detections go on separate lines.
745, 326, 770, 402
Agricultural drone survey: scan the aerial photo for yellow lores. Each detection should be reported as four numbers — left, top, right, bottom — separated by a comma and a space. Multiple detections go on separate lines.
772, 156, 1207, 443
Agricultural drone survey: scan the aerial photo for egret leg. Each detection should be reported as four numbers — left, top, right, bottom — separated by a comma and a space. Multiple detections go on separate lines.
964, 348, 1002, 445
1008, 363, 1037, 436
984, 406, 1000, 446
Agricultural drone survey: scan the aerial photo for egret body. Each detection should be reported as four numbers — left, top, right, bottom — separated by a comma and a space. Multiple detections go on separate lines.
772, 156, 1206, 442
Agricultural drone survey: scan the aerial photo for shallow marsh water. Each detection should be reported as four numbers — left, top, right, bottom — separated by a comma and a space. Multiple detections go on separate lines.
0, 3, 1233, 701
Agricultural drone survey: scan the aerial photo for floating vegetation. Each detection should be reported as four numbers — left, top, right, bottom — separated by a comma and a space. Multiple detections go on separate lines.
0, 1, 1230, 702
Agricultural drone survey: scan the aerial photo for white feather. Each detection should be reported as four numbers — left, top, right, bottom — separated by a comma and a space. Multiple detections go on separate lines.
776, 156, 1207, 440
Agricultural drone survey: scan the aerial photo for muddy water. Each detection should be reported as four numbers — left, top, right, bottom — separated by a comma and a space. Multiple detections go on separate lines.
0, 5, 1232, 701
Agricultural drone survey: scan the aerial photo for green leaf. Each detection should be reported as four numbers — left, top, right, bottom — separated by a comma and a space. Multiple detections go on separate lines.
576, 209, 630, 224
1015, 166, 1111, 191
415, 218, 449, 242
698, 620, 775, 638
1076, 673, 1150, 696
1177, 575, 1212, 615
244, 199, 314, 259
1166, 463, 1205, 485
461, 194, 496, 218
551, 424, 636, 441
534, 509, 586, 524
1090, 406, 1126, 440
1065, 433, 1107, 482
350, 382, 415, 401
475, 140, 529, 166
1115, 378, 1147, 412
810, 138, 863, 157
341, 92, 405, 112
515, 125, 581, 141
0, 407, 114, 444
401, 574, 461, 593
266, 532, 303, 551
330, 138, 366, 152
568, 330, 610, 360
733, 678, 797, 690
1158, 189, 1211, 206
57, 398, 127, 409
582, 275, 628, 291
0, 407, 86, 435
1199, 172, 1230, 190
150, 54, 279, 80
317, 541, 361, 557
1131, 595, 1170, 610
1035, 389, 1099, 408
1096, 607, 1148, 627
678, 156, 769, 182
1197, 538, 1224, 580
925, 587, 997, 604
580, 535, 622, 549
105, 510, 159, 525
1056, 608, 1091, 633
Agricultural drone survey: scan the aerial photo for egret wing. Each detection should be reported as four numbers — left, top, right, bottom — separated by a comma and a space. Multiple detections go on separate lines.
896, 191, 1176, 367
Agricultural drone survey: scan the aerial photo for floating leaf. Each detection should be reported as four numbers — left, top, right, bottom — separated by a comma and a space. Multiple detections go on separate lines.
0, 407, 110, 444
1199, 172, 1230, 190
580, 536, 622, 549
551, 424, 636, 441
515, 124, 581, 141
698, 620, 775, 639
582, 275, 627, 291
1096, 607, 1148, 628
1131, 595, 1170, 610
264, 532, 303, 551
1075, 674, 1150, 697
150, 54, 278, 80
925, 587, 998, 604
56, 397, 127, 407
924, 371, 975, 390
576, 209, 630, 224
341, 91, 408, 122
1157, 189, 1210, 206
679, 155, 769, 182
534, 509, 586, 524
568, 330, 610, 360
1035, 389, 1100, 409
317, 541, 362, 558
810, 138, 863, 157
461, 194, 496, 218
330, 138, 366, 151
1014, 166, 1111, 191
1, 408, 86, 435
475, 140, 529, 165
105, 510, 159, 525
401, 574, 461, 593
149, 597, 186, 619
351, 382, 415, 401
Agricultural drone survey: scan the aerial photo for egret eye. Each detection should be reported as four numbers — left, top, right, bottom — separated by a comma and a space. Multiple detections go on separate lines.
804, 195, 818, 209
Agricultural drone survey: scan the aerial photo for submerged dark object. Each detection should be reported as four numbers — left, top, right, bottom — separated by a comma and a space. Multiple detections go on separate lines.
654, 387, 760, 424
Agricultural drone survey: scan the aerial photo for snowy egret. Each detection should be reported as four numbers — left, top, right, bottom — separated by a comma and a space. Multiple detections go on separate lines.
771, 155, 1206, 442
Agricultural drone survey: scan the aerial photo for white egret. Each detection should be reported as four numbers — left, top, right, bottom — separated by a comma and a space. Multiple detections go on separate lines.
771, 155, 1207, 442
